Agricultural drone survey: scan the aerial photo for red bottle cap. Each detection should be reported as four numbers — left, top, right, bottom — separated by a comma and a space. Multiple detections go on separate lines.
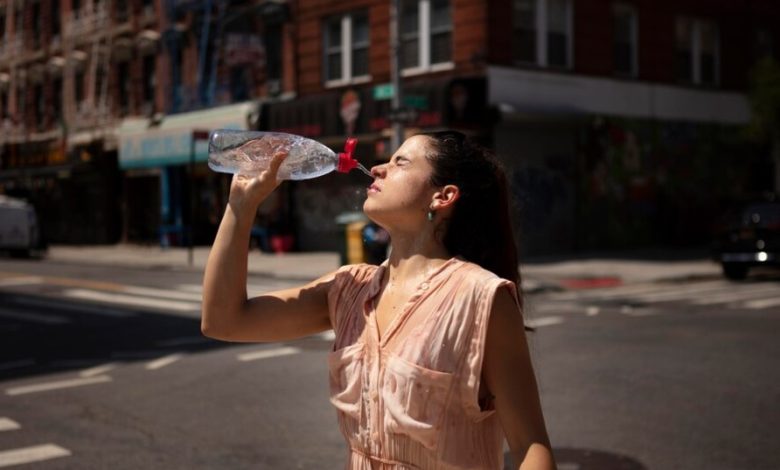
337, 137, 359, 173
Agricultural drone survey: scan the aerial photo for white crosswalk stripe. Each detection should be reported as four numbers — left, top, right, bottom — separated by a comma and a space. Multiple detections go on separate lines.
741, 296, 780, 310
62, 289, 201, 312
0, 444, 71, 468
547, 279, 780, 311
237, 346, 300, 362
0, 418, 20, 432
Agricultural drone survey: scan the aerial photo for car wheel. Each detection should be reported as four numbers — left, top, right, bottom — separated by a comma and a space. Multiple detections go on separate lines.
722, 263, 749, 280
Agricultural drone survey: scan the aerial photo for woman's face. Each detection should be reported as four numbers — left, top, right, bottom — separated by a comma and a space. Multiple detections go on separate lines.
363, 135, 436, 230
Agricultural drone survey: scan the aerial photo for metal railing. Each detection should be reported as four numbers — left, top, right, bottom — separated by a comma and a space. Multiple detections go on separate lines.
63, 3, 109, 39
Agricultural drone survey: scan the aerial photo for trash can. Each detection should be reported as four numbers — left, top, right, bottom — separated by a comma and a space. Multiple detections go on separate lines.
362, 222, 390, 264
335, 212, 368, 265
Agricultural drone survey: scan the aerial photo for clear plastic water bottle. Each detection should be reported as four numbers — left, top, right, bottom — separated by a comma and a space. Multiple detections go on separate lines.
208, 129, 370, 180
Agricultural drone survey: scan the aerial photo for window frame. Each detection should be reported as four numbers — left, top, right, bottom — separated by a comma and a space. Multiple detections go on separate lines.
675, 16, 720, 87
323, 11, 371, 88
401, 0, 454, 76
612, 2, 638, 77
513, 0, 574, 70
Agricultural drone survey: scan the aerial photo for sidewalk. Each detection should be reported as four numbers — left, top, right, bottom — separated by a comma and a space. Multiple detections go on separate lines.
41, 244, 723, 292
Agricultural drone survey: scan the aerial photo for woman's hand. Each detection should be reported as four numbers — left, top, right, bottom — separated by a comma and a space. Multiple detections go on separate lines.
228, 150, 288, 216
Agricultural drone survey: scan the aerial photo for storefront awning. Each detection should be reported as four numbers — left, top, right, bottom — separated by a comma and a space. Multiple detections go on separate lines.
118, 101, 261, 169
488, 66, 750, 124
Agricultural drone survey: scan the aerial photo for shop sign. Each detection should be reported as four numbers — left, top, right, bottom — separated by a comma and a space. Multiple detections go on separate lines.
340, 89, 361, 136
373, 83, 394, 100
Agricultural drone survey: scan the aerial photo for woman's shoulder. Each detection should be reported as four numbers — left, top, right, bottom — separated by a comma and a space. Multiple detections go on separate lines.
451, 257, 506, 284
333, 262, 382, 284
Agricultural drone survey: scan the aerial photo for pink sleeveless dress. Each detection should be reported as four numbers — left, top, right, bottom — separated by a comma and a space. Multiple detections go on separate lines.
327, 256, 521, 469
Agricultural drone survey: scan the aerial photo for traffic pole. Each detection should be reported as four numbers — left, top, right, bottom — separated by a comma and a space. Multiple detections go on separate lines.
390, 0, 404, 151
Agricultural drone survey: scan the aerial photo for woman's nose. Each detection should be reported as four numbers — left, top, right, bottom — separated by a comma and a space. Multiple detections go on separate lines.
370, 164, 386, 177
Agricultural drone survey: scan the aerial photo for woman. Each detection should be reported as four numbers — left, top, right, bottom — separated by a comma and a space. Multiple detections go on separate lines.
202, 131, 556, 469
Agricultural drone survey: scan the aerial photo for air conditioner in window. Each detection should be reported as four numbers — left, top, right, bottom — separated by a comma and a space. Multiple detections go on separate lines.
267, 79, 281, 96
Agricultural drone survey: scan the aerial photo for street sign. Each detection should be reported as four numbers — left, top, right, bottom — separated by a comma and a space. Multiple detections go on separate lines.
373, 83, 395, 100
403, 95, 428, 109
387, 107, 418, 124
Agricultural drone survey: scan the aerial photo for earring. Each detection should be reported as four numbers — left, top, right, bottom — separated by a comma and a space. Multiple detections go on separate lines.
427, 210, 435, 222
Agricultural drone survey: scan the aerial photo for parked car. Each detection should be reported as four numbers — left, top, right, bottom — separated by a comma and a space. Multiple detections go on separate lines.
0, 195, 46, 258
711, 193, 780, 280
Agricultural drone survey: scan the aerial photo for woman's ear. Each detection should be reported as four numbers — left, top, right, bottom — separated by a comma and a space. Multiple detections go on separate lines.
432, 185, 460, 211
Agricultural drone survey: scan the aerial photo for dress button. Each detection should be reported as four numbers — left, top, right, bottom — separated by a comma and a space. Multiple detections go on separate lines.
420, 282, 429, 290
372, 432, 380, 441
370, 390, 378, 400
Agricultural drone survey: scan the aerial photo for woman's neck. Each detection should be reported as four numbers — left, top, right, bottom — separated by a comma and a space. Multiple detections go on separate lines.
383, 229, 452, 288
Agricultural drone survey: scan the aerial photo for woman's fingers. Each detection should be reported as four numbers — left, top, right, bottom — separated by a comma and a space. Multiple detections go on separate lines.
265, 150, 289, 184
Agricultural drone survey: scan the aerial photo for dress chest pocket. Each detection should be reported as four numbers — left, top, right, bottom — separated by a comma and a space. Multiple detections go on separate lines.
381, 354, 454, 450
327, 342, 365, 420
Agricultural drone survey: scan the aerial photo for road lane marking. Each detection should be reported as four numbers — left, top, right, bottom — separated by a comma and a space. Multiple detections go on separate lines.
121, 286, 203, 302
0, 276, 43, 288
63, 289, 201, 311
586, 306, 600, 316
0, 418, 20, 432
79, 363, 117, 378
237, 346, 300, 362
146, 353, 185, 370
12, 296, 133, 318
691, 285, 780, 305
0, 444, 71, 467
525, 316, 564, 328
5, 376, 112, 396
741, 296, 780, 309
0, 307, 70, 325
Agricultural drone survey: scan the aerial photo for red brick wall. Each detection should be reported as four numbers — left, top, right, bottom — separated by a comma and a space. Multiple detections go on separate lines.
485, 0, 780, 90
294, 0, 489, 96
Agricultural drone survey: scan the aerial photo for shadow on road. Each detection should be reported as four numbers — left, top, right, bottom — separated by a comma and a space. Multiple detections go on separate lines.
0, 291, 331, 383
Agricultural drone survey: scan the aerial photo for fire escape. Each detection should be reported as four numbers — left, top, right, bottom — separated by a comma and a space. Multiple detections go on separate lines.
62, 0, 114, 143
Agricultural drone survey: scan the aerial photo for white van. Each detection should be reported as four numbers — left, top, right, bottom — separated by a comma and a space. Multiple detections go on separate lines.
0, 195, 45, 258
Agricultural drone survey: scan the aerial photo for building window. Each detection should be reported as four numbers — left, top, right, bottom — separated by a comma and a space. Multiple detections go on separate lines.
1, 89, 8, 119
0, 11, 6, 42
51, 0, 61, 38
142, 0, 154, 17
75, 69, 85, 106
513, 0, 573, 69
53, 77, 63, 123
31, 2, 42, 49
72, 0, 81, 18
118, 61, 130, 116
34, 83, 44, 131
613, 3, 637, 77
142, 54, 156, 112
401, 0, 452, 73
115, 0, 129, 22
676, 17, 719, 86
323, 12, 370, 85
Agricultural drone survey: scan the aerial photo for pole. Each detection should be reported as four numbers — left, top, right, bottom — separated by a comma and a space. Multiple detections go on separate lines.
390, 0, 404, 150
188, 133, 196, 267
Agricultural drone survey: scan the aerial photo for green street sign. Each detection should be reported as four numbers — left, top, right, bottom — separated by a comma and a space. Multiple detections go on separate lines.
404, 95, 428, 109
373, 83, 395, 100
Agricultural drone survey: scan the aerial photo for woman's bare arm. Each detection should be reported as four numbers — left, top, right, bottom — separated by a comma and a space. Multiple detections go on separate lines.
201, 151, 334, 342
483, 287, 556, 470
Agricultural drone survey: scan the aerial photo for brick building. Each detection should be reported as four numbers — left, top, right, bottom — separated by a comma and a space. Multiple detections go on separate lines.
265, 0, 780, 254
1, 0, 779, 253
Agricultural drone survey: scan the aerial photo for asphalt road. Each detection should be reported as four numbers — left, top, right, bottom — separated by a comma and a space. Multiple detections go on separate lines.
0, 258, 778, 469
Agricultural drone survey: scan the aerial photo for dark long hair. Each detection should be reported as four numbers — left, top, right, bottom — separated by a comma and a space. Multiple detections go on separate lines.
422, 131, 525, 314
